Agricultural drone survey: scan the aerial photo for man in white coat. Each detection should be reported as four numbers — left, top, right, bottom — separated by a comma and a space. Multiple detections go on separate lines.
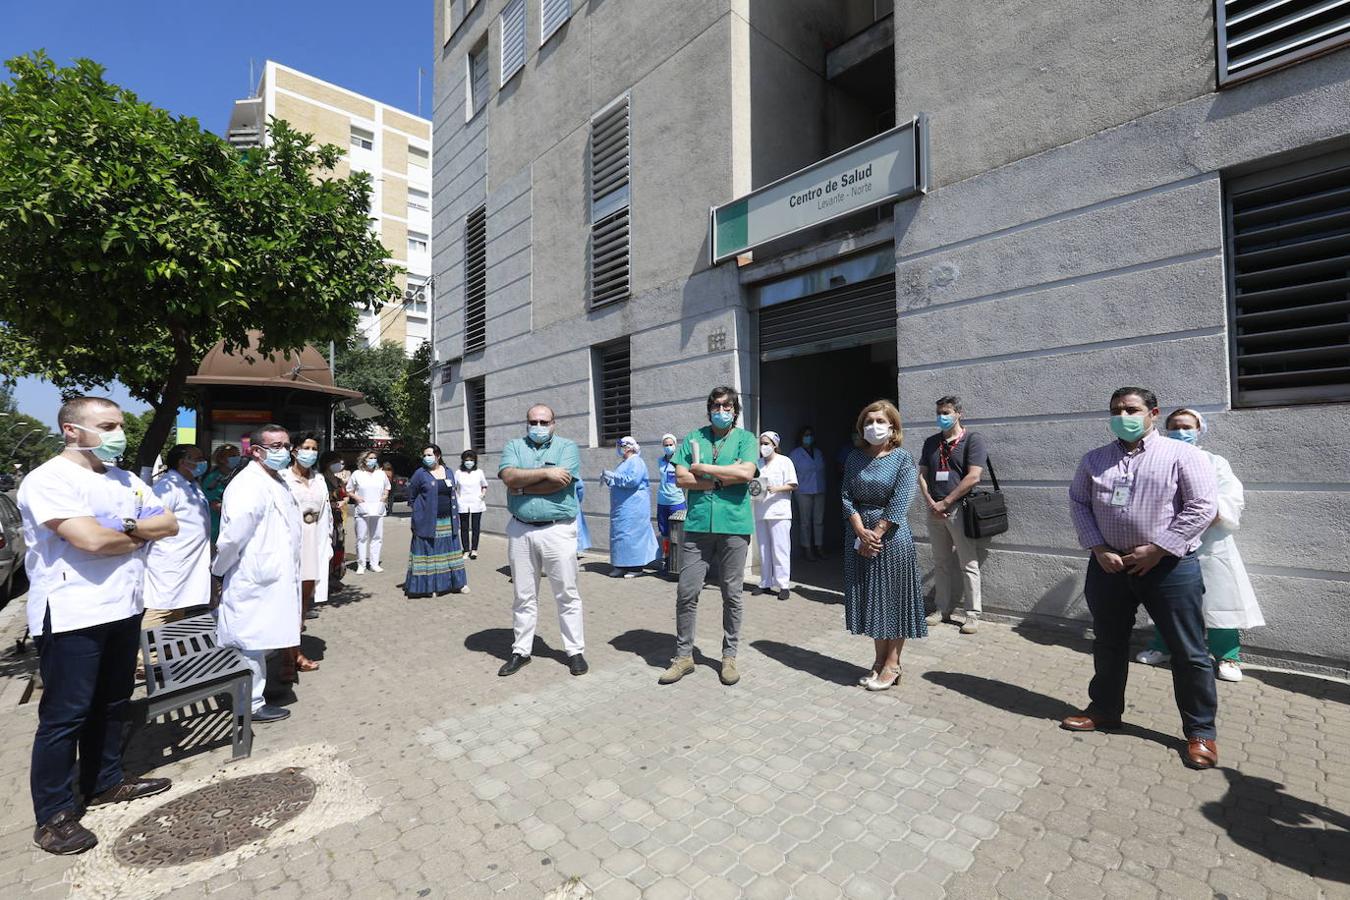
212, 423, 303, 724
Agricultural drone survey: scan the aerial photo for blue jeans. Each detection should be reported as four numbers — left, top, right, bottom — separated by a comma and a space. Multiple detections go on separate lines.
31, 611, 141, 825
1085, 554, 1217, 739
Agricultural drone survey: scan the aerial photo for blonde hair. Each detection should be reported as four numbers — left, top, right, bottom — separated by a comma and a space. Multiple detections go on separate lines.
855, 400, 904, 450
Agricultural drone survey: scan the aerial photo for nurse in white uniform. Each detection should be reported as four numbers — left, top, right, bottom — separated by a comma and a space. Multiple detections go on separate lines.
753, 431, 798, 601
143, 444, 213, 629
212, 423, 303, 723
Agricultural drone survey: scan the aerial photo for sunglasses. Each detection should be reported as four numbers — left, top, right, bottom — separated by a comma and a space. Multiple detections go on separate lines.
527, 419, 553, 426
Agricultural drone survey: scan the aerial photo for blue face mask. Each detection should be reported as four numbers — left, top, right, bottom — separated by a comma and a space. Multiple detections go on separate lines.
365, 458, 378, 469
296, 449, 319, 468
711, 410, 735, 429
801, 435, 814, 448
264, 448, 291, 471
662, 446, 674, 458
191, 461, 208, 479
936, 413, 958, 431
528, 425, 552, 444
423, 455, 438, 468
1166, 428, 1199, 445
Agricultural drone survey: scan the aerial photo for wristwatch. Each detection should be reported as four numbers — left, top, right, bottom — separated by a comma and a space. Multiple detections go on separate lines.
121, 517, 138, 535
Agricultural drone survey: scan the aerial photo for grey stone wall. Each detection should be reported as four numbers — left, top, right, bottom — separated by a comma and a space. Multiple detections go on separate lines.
894, 51, 1350, 669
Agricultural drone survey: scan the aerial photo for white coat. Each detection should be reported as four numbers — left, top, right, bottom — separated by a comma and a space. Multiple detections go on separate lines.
143, 470, 212, 610
1197, 450, 1264, 630
211, 461, 303, 650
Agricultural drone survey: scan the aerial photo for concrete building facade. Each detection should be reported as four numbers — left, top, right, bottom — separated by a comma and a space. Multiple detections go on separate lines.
229, 61, 435, 357
433, 1, 1350, 672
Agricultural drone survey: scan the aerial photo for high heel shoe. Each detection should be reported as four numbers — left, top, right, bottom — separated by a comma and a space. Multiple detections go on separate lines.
864, 665, 902, 691
858, 666, 883, 686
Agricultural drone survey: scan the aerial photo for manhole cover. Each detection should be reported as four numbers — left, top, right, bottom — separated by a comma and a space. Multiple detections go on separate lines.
113, 768, 316, 867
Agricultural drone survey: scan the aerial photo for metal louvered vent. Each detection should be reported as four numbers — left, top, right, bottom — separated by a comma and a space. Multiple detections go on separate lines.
759, 275, 897, 361
499, 0, 526, 86
1217, 0, 1350, 84
541, 0, 572, 45
1226, 150, 1350, 406
464, 206, 487, 354
590, 96, 631, 307
595, 341, 632, 443
466, 377, 487, 451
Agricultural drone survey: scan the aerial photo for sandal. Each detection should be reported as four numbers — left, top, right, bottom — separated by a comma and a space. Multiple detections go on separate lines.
296, 655, 320, 672
864, 665, 902, 692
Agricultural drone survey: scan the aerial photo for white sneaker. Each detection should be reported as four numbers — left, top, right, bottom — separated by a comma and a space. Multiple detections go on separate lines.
1217, 660, 1243, 682
369, 563, 384, 573
1135, 649, 1170, 665
355, 564, 367, 575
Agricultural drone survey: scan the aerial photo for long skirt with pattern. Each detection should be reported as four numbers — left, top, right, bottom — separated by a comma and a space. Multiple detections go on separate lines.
842, 447, 928, 640
405, 516, 468, 596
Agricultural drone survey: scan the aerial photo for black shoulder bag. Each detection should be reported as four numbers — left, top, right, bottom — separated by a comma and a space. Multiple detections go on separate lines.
960, 436, 1008, 539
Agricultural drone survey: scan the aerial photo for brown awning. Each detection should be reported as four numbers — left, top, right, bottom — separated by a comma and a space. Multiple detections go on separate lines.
187, 331, 364, 401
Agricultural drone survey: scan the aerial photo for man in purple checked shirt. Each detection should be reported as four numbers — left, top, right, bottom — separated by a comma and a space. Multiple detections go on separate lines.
1063, 386, 1221, 770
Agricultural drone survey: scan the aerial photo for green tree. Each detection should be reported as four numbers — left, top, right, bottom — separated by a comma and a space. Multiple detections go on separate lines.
333, 342, 406, 447
391, 340, 432, 451
121, 408, 176, 468
0, 52, 401, 472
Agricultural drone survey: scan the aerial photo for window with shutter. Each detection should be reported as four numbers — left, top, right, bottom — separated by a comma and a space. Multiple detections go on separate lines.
466, 41, 490, 120
541, 0, 572, 45
466, 377, 487, 451
589, 96, 631, 308
499, 0, 527, 86
464, 206, 488, 354
1217, 0, 1350, 85
1225, 148, 1350, 406
594, 341, 632, 443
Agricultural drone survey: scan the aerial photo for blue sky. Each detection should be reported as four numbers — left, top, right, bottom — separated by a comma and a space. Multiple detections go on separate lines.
2, 0, 434, 426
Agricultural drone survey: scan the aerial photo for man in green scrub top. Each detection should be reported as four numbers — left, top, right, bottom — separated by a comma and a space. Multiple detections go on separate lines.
659, 386, 758, 687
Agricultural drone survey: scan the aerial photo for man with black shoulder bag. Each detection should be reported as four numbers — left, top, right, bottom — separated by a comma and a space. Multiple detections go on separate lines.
918, 395, 994, 635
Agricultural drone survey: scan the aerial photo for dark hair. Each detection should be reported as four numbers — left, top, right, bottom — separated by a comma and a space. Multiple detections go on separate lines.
1110, 386, 1158, 411
422, 443, 443, 462
936, 395, 963, 413
460, 448, 478, 470
295, 432, 321, 450
165, 443, 203, 472
796, 425, 814, 445
706, 385, 741, 418
254, 424, 289, 445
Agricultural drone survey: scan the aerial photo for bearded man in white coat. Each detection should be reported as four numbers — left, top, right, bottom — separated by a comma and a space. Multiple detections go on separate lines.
212, 424, 303, 724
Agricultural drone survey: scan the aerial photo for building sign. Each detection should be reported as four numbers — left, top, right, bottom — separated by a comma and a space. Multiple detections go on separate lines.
211, 409, 274, 424
710, 116, 928, 264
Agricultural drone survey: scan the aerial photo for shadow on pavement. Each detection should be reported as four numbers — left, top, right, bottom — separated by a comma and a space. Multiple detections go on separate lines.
1010, 619, 1093, 655
323, 582, 374, 608
1201, 768, 1350, 883
750, 639, 867, 687
1247, 668, 1350, 705
464, 627, 570, 664
922, 671, 1180, 751
125, 698, 240, 774
299, 633, 327, 662
609, 628, 716, 671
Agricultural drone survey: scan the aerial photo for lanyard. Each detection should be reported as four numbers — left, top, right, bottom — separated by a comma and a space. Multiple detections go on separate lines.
937, 434, 963, 471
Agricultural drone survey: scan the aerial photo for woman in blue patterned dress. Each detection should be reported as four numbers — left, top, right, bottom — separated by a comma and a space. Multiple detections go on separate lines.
843, 399, 926, 691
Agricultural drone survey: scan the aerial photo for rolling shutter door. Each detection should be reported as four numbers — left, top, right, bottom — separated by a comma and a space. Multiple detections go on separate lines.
758, 274, 896, 361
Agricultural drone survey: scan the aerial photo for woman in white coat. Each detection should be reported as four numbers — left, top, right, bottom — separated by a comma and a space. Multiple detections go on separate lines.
1137, 408, 1265, 682
143, 444, 213, 628
280, 435, 333, 677
753, 431, 798, 601
211, 426, 303, 723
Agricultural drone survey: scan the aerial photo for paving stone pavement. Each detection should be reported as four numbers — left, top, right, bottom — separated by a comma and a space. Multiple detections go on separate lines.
0, 513, 1345, 898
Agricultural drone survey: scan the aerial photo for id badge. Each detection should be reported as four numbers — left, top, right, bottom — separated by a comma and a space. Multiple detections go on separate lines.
935, 470, 950, 483
1109, 477, 1132, 507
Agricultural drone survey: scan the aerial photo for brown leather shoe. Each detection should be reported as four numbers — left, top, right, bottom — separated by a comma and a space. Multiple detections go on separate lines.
87, 777, 171, 807
1060, 710, 1124, 732
1184, 738, 1218, 769
33, 809, 98, 855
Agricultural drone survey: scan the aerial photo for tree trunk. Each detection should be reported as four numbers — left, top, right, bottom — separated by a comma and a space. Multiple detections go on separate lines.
134, 328, 197, 475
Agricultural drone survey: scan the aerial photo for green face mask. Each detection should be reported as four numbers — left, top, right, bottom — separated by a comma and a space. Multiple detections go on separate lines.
1108, 415, 1148, 442
72, 423, 127, 463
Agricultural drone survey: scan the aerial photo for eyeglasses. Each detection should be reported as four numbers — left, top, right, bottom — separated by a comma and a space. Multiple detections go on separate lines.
527, 419, 553, 426
709, 402, 735, 411
259, 442, 292, 451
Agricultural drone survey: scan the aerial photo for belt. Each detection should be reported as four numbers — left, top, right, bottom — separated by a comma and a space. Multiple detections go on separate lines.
302, 510, 320, 524
513, 515, 570, 527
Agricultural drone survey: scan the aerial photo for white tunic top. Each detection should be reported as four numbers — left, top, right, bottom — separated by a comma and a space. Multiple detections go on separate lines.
280, 466, 333, 582
143, 470, 212, 611
1197, 450, 1264, 630
18, 455, 155, 635
212, 462, 303, 650
454, 468, 488, 514
349, 468, 390, 517
754, 453, 798, 521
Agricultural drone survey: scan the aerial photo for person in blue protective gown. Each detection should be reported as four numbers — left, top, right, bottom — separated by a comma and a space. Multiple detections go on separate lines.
602, 436, 660, 578
575, 478, 593, 558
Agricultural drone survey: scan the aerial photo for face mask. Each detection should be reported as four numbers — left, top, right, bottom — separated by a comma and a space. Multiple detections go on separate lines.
616, 446, 627, 459
365, 458, 378, 469
191, 461, 208, 479
711, 410, 735, 429
528, 425, 552, 443
71, 423, 127, 464
1166, 428, 1199, 445
264, 448, 291, 471
1109, 414, 1149, 442
463, 460, 476, 470
802, 435, 814, 448
863, 423, 891, 446
662, 446, 674, 458
936, 413, 958, 431
759, 444, 774, 458
423, 455, 438, 468
329, 462, 344, 474
296, 449, 319, 468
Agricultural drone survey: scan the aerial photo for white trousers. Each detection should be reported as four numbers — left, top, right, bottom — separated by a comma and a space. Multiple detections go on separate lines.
506, 517, 585, 657
928, 512, 985, 615
354, 515, 384, 566
755, 518, 793, 590
239, 648, 268, 712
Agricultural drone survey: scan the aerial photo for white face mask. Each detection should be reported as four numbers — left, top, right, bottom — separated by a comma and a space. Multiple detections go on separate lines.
863, 422, 891, 446
759, 443, 774, 458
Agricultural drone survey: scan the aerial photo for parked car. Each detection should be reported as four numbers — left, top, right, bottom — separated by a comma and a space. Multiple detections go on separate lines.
389, 473, 409, 506
0, 492, 27, 609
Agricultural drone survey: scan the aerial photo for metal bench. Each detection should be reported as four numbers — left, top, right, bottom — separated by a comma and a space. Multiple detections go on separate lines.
140, 613, 253, 760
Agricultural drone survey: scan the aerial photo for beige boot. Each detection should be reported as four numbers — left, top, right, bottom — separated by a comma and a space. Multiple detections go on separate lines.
719, 657, 740, 686
658, 657, 695, 685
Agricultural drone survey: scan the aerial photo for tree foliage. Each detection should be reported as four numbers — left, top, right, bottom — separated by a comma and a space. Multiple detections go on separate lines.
332, 340, 432, 454
0, 52, 401, 470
